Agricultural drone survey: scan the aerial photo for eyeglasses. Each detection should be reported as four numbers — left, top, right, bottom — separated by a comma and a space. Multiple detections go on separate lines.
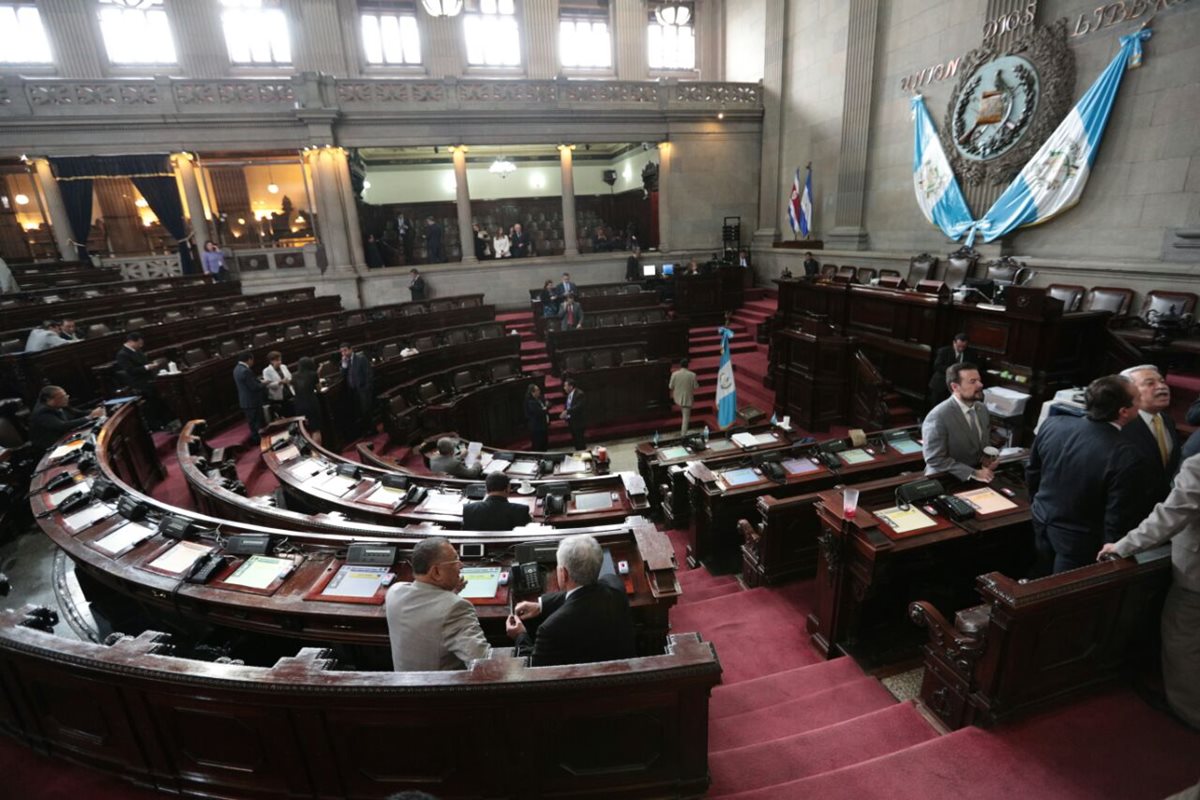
433, 558, 462, 569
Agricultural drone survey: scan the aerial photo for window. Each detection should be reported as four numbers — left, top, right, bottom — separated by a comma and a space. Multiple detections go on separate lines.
360, 5, 421, 65
220, 0, 291, 65
97, 0, 176, 65
648, 13, 694, 71
463, 0, 520, 68
0, 3, 53, 64
559, 9, 610, 70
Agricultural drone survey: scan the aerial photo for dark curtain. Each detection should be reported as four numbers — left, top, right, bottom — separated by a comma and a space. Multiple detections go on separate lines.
50, 154, 195, 273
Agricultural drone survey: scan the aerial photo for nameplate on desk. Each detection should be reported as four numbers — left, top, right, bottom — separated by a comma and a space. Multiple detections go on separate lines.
65, 503, 116, 532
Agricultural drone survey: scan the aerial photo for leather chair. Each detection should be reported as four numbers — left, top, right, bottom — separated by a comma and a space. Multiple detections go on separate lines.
857, 266, 877, 283
879, 269, 902, 279
620, 346, 645, 364
344, 312, 365, 327
563, 352, 588, 372
183, 347, 208, 367
417, 381, 442, 404
412, 335, 437, 351
836, 265, 857, 282
86, 323, 110, 338
452, 369, 479, 393
163, 311, 185, 322
444, 328, 469, 346
590, 349, 615, 368
283, 325, 304, 340
907, 253, 938, 284
126, 317, 149, 330
984, 257, 1029, 286
402, 304, 425, 317
218, 339, 240, 358
1141, 290, 1197, 321
430, 300, 455, 313
478, 325, 502, 339
1047, 284, 1086, 313
490, 361, 516, 381
229, 301, 250, 312
316, 319, 335, 333
941, 248, 977, 288
820, 264, 837, 278
251, 331, 272, 349
379, 342, 401, 361
1083, 286, 1134, 316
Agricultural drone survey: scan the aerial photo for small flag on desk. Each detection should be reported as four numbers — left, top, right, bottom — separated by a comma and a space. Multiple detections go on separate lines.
716, 326, 737, 429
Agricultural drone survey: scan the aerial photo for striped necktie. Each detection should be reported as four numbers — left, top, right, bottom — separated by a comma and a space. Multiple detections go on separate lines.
1152, 414, 1169, 466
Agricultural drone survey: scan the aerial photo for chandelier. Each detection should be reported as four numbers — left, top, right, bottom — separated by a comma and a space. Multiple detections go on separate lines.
488, 158, 516, 178
655, 3, 691, 26
422, 0, 464, 16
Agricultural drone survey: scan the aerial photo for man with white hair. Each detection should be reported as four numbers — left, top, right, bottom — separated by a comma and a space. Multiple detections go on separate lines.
1120, 364, 1181, 519
505, 534, 636, 667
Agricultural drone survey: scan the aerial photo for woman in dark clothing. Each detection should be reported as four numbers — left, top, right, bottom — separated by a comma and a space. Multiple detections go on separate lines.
525, 383, 549, 451
539, 279, 558, 318
291, 356, 322, 436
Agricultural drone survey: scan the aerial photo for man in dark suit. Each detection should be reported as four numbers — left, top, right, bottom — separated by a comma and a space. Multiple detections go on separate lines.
234, 351, 267, 441
1120, 365, 1182, 519
408, 268, 427, 301
560, 378, 586, 450
463, 472, 531, 531
928, 333, 983, 406
555, 272, 576, 299
511, 223, 532, 258
625, 248, 641, 282
802, 252, 819, 278
114, 331, 171, 430
425, 217, 443, 263
1027, 375, 1151, 574
506, 534, 635, 667
339, 342, 374, 437
28, 385, 103, 452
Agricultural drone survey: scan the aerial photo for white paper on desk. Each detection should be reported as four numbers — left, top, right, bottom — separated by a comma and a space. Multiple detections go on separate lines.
224, 555, 292, 589
48, 439, 86, 460
620, 471, 647, 495
464, 441, 483, 468
731, 432, 758, 448
421, 490, 466, 516
559, 456, 587, 474
483, 458, 511, 475
48, 479, 91, 506
269, 432, 290, 447
753, 433, 778, 446
362, 484, 407, 506
94, 521, 154, 555
322, 564, 388, 598
315, 472, 359, 497
148, 540, 213, 574
459, 566, 502, 599
274, 444, 300, 463
64, 503, 116, 532
289, 458, 325, 479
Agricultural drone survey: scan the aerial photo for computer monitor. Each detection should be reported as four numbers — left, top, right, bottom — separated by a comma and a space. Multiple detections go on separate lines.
642, 264, 657, 277
662, 263, 675, 276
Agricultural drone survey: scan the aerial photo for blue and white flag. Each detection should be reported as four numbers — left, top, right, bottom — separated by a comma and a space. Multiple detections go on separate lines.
974, 29, 1151, 242
716, 326, 737, 429
911, 95, 975, 240
799, 164, 813, 237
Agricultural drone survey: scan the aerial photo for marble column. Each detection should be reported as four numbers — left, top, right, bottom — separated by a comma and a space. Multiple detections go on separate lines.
451, 146, 477, 264
558, 145, 579, 257
825, 0, 878, 250
613, 0, 649, 80
524, 0, 558, 79
37, 0, 105, 78
173, 153, 210, 255
657, 141, 672, 253
753, 0, 787, 249
304, 146, 365, 272
29, 158, 76, 262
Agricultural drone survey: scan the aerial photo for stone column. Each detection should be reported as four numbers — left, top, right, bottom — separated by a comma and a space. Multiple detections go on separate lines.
304, 146, 365, 272
752, 0, 787, 249
824, 0, 878, 250
558, 145, 579, 257
524, 0, 558, 79
613, 0, 649, 80
29, 158, 76, 262
451, 146, 477, 264
657, 141, 672, 253
37, 0, 105, 78
173, 153, 210, 255
165, 0, 226, 78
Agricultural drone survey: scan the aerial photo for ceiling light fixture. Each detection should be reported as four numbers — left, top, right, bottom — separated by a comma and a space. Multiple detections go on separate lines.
655, 3, 691, 26
488, 158, 517, 178
266, 163, 279, 194
422, 0, 463, 17
14, 193, 29, 205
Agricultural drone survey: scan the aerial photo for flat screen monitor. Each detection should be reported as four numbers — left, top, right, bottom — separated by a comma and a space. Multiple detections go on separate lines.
642, 264, 657, 277
662, 263, 675, 276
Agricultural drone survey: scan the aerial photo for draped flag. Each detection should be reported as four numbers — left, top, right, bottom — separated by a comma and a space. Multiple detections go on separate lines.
973, 29, 1151, 243
716, 326, 737, 429
787, 168, 803, 236
799, 164, 813, 237
911, 95, 975, 240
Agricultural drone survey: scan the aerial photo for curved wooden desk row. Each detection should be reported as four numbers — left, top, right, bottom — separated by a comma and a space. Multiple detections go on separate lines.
1, 275, 219, 331
409, 432, 613, 481
4, 289, 331, 406
32, 405, 679, 655
530, 284, 660, 339
545, 317, 690, 374
118, 297, 495, 425
244, 418, 649, 530
0, 607, 718, 800
910, 552, 1170, 730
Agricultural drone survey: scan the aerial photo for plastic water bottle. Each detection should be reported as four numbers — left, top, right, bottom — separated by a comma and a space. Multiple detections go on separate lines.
652, 430, 660, 446
703, 425, 710, 443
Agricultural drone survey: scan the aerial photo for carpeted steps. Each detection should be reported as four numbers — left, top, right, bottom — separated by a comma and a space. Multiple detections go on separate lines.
709, 656, 866, 719
676, 582, 744, 604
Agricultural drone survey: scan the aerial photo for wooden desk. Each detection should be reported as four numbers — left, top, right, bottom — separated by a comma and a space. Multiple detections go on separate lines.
530, 284, 659, 340
0, 609, 718, 800
807, 467, 1035, 665
685, 426, 926, 570
33, 405, 679, 662
673, 269, 746, 324
1, 277, 236, 333
409, 433, 611, 481
545, 319, 689, 374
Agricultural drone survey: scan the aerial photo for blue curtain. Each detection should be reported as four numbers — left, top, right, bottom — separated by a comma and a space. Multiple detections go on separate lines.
50, 154, 195, 273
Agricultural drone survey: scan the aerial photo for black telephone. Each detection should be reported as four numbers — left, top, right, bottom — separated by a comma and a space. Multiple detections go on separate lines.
759, 461, 787, 482
539, 458, 556, 476
815, 451, 842, 470
933, 493, 976, 521
544, 493, 567, 516
896, 478, 944, 509
44, 471, 75, 492
55, 491, 91, 516
403, 484, 428, 506
514, 561, 544, 594
186, 553, 228, 584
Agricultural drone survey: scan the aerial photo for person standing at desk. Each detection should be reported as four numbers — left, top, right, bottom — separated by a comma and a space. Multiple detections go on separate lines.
386, 537, 491, 671
928, 333, 982, 407
28, 385, 103, 452
463, 472, 531, 531
538, 279, 558, 318
505, 534, 636, 667
408, 268, 427, 301
625, 247, 642, 282
669, 359, 699, 435
1119, 365, 1181, 516
802, 252, 819, 278
261, 350, 293, 421
556, 272, 576, 298
290, 356, 322, 436
234, 351, 267, 441
561, 378, 586, 451
525, 384, 550, 451
114, 331, 171, 431
200, 241, 227, 282
339, 342, 374, 437
1099, 453, 1200, 731
1027, 375, 1150, 574
557, 295, 584, 330
922, 362, 992, 482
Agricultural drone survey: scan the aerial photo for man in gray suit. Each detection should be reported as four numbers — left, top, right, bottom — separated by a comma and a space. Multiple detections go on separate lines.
1100, 453, 1200, 730
669, 358, 699, 435
385, 537, 491, 671
921, 362, 993, 482
429, 437, 482, 478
